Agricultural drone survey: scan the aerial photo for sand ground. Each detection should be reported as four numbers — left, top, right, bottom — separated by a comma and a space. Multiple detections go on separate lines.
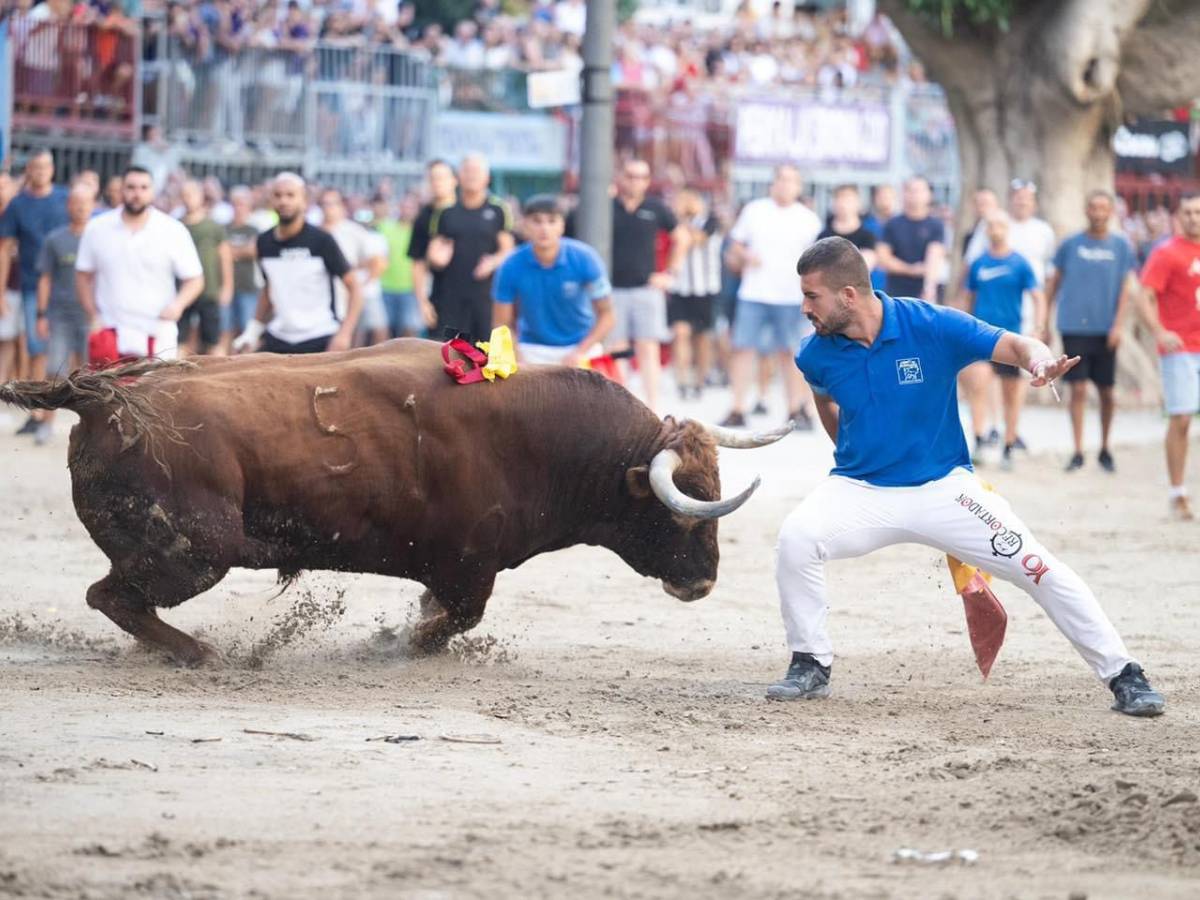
1, 399, 1198, 900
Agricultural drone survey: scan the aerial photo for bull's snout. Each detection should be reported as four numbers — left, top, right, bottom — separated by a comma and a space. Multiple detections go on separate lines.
663, 579, 715, 602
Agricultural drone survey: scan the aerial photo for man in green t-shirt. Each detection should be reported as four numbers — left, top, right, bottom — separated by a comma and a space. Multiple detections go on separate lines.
226, 186, 261, 343
375, 193, 423, 337
180, 180, 232, 354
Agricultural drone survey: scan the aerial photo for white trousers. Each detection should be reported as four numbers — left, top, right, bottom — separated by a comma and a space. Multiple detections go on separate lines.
775, 467, 1133, 681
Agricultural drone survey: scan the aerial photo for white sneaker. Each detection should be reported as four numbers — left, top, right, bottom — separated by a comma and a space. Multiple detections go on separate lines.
1170, 496, 1195, 521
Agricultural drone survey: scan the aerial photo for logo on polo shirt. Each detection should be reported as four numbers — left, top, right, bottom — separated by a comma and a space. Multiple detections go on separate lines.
562, 281, 580, 297
896, 357, 923, 385
1190, 257, 1200, 278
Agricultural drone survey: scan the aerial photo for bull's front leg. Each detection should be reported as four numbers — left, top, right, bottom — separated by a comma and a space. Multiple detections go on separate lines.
409, 570, 497, 655
410, 509, 505, 655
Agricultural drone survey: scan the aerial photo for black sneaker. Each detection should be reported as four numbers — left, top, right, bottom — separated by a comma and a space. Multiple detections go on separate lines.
719, 411, 746, 428
789, 409, 814, 431
1065, 453, 1084, 472
1109, 663, 1165, 717
751, 401, 768, 416
15, 416, 38, 436
1098, 449, 1115, 473
765, 652, 831, 701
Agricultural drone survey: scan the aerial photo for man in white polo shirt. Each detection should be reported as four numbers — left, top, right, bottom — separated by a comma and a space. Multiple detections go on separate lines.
233, 172, 361, 354
75, 166, 204, 360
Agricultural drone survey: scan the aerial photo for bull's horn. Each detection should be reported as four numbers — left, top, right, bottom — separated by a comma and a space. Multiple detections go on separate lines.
649, 449, 761, 519
699, 420, 793, 449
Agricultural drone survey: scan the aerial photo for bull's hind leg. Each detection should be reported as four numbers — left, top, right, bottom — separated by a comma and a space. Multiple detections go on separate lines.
87, 564, 228, 666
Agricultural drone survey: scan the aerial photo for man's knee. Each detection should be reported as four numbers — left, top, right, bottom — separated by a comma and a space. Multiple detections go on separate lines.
776, 508, 825, 566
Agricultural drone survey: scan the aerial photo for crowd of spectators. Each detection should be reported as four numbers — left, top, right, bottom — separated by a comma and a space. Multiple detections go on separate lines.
5, 0, 914, 97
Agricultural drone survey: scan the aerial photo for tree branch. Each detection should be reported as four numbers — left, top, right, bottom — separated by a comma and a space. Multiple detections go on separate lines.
1119, 0, 1200, 115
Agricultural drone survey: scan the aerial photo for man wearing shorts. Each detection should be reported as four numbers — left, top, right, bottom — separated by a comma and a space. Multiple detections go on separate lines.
179, 179, 233, 355
1137, 192, 1200, 520
766, 237, 1164, 718
492, 195, 613, 366
0, 149, 67, 435
960, 211, 1045, 469
606, 159, 688, 413
1047, 190, 1137, 473
721, 164, 822, 429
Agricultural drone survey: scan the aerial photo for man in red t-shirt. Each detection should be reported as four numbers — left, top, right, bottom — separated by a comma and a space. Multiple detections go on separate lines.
1138, 192, 1200, 520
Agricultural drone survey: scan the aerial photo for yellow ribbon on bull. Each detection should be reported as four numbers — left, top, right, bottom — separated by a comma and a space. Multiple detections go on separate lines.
475, 326, 519, 382
946, 479, 997, 592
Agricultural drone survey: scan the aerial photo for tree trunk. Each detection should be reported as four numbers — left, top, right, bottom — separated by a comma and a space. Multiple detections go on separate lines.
877, 0, 1200, 405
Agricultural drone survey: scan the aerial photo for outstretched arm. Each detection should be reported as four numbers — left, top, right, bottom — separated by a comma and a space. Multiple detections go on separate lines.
991, 331, 1079, 386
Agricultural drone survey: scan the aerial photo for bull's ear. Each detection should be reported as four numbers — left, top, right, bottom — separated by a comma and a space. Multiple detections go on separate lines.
625, 465, 652, 499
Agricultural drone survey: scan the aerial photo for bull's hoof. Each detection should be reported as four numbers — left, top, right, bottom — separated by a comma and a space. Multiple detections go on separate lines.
407, 622, 452, 657
172, 639, 223, 668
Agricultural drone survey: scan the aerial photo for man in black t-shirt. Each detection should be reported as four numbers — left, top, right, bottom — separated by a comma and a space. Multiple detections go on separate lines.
876, 176, 945, 302
818, 184, 877, 268
425, 154, 514, 340
232, 172, 361, 355
606, 158, 689, 413
408, 158, 458, 331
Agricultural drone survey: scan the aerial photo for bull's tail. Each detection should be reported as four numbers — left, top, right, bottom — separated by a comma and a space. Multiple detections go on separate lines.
1, 359, 200, 475
0, 358, 193, 412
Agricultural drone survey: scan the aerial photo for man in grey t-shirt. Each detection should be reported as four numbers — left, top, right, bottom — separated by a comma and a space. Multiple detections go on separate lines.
1046, 190, 1137, 473
34, 185, 95, 443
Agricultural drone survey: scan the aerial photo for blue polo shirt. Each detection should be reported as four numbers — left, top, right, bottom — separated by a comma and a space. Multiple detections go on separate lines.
796, 293, 1004, 487
967, 251, 1036, 333
493, 237, 611, 347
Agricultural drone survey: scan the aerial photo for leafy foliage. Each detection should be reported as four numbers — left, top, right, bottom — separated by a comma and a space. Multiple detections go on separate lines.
413, 0, 477, 31
904, 0, 1015, 36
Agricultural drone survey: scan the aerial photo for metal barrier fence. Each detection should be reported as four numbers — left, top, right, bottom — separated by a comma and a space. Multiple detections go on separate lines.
157, 38, 436, 181
7, 17, 139, 140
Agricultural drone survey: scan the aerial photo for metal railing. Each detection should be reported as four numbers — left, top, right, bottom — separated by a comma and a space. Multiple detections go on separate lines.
156, 37, 436, 179
7, 17, 140, 140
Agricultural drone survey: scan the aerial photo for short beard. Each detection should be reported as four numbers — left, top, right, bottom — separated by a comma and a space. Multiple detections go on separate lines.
123, 201, 148, 216
810, 302, 853, 337
276, 211, 300, 226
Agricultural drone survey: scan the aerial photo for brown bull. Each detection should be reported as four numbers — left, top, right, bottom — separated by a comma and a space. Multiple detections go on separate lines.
0, 340, 789, 664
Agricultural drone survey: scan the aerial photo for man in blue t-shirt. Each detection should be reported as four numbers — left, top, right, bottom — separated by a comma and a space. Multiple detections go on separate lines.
1046, 190, 1137, 473
0, 149, 68, 434
493, 194, 613, 367
764, 236, 1162, 718
961, 211, 1045, 469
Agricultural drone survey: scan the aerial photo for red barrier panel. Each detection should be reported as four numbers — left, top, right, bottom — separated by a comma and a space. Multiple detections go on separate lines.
9, 17, 139, 140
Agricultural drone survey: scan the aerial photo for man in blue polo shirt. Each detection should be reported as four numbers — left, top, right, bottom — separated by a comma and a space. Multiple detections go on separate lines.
493, 195, 613, 366
765, 237, 1163, 717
